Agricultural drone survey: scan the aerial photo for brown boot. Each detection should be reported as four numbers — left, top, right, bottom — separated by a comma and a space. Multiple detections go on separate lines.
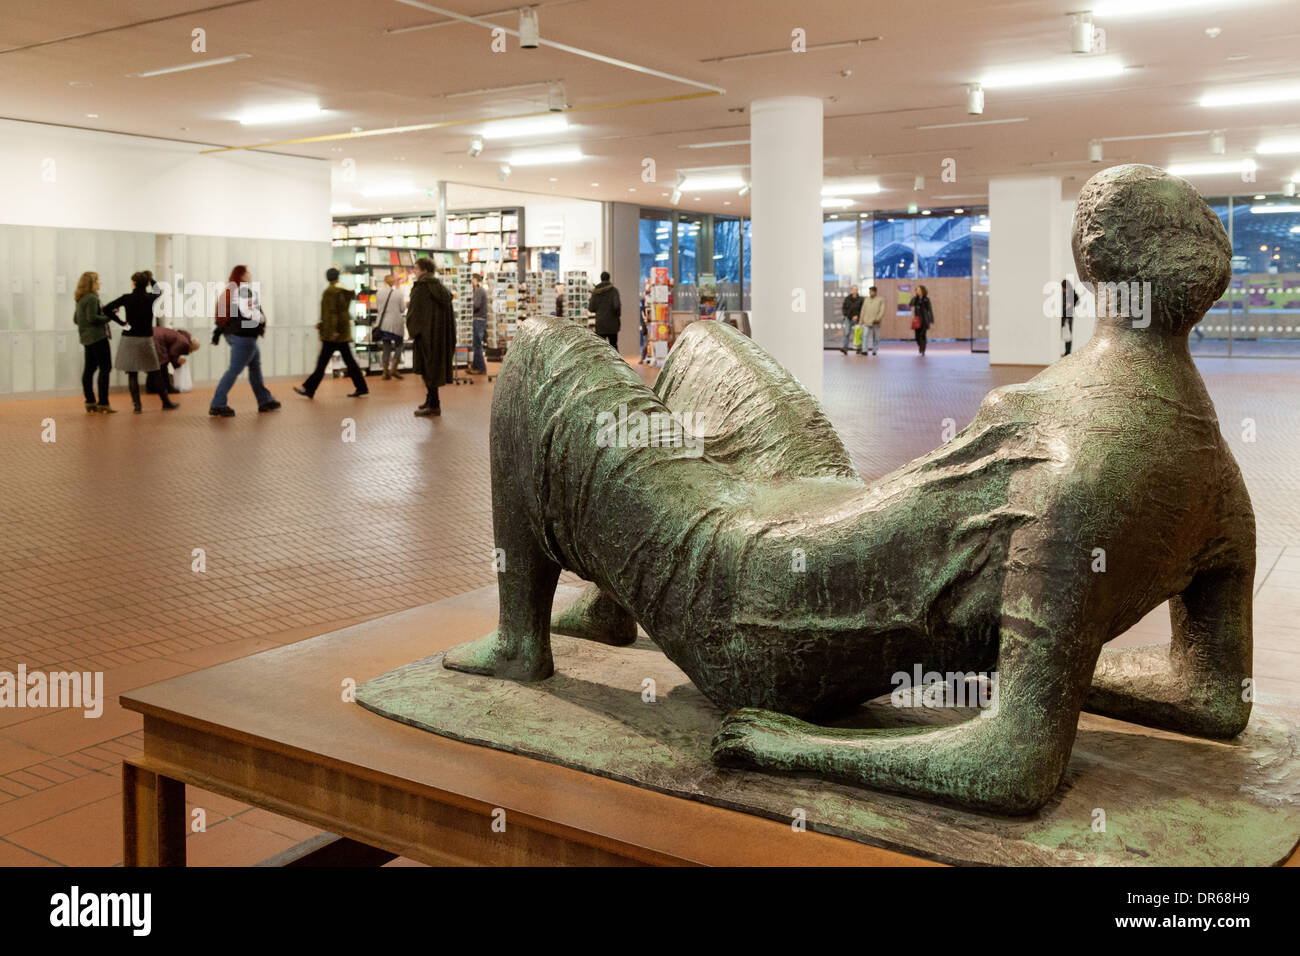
382, 362, 392, 381
390, 360, 403, 380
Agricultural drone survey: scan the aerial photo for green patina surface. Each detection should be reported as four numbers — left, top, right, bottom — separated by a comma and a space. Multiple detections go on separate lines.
357, 625, 1300, 866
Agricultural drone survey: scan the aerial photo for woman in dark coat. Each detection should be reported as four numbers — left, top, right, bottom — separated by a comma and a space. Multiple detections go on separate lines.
909, 284, 935, 356
105, 270, 175, 411
406, 257, 456, 417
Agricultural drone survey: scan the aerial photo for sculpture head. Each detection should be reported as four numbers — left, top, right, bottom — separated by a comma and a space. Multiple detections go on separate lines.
1072, 164, 1230, 336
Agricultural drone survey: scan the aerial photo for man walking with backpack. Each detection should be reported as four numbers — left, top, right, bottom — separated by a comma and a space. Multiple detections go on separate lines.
295, 268, 369, 400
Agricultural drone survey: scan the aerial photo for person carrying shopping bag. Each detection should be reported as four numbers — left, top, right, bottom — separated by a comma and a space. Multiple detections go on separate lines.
840, 285, 863, 354
209, 264, 281, 417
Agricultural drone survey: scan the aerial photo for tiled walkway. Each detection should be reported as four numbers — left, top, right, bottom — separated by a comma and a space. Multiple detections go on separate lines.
0, 340, 1296, 864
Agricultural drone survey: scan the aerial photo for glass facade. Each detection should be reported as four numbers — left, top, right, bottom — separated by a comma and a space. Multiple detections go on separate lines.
638, 207, 751, 315
1195, 195, 1300, 358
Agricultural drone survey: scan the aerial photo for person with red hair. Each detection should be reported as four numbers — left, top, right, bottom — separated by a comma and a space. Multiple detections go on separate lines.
208, 264, 281, 417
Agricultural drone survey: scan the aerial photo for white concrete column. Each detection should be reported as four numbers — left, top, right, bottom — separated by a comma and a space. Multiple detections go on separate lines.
749, 96, 823, 397
988, 176, 1067, 366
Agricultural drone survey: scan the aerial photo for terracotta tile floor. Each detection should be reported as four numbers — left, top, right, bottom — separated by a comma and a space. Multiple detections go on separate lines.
0, 341, 1296, 865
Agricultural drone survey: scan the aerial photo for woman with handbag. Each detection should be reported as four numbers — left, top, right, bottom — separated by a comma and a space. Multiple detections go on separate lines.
909, 284, 934, 356
374, 271, 407, 379
209, 264, 281, 417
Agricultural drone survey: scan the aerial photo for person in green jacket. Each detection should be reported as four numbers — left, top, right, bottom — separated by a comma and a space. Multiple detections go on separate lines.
74, 271, 124, 413
294, 268, 369, 399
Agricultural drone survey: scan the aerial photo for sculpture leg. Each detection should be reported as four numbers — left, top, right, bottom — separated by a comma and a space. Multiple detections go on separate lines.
712, 593, 1101, 814
1086, 562, 1253, 738
443, 533, 561, 682
550, 584, 637, 646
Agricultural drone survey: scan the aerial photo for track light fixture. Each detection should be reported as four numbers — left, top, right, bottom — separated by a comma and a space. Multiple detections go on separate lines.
519, 7, 540, 49
1209, 130, 1226, 155
467, 136, 484, 158
966, 84, 984, 115
547, 82, 567, 112
1088, 139, 1103, 162
1070, 12, 1095, 54
670, 187, 682, 204
913, 175, 925, 191
498, 162, 512, 181
738, 182, 751, 196
1285, 181, 1298, 198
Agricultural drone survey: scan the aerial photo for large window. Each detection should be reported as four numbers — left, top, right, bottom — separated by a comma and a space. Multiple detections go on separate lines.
872, 218, 917, 278
639, 212, 672, 287
713, 217, 740, 284
676, 216, 701, 286
916, 215, 971, 277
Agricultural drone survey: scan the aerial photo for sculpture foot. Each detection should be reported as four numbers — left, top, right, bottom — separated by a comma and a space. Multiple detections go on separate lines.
442, 630, 554, 682
550, 585, 637, 646
710, 708, 815, 774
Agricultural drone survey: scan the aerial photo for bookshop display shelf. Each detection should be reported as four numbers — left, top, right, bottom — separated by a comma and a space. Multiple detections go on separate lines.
335, 245, 466, 377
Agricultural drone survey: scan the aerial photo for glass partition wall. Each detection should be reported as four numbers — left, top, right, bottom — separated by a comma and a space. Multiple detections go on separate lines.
639, 208, 749, 315
1201, 194, 1300, 358
823, 208, 987, 351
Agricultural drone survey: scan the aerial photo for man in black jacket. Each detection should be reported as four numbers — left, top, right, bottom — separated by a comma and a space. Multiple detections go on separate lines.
840, 285, 863, 354
588, 271, 622, 351
406, 258, 456, 417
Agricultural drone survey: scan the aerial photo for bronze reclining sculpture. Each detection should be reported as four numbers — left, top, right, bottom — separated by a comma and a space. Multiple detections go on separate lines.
445, 164, 1254, 814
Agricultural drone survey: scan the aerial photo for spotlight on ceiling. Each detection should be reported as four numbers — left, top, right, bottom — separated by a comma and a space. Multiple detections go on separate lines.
966, 84, 984, 115
1209, 130, 1226, 155
498, 162, 512, 181
547, 82, 567, 112
519, 7, 540, 49
1285, 181, 1298, 197
738, 182, 751, 196
913, 175, 925, 191
670, 188, 682, 205
1089, 139, 1103, 162
467, 136, 484, 158
1070, 12, 1095, 54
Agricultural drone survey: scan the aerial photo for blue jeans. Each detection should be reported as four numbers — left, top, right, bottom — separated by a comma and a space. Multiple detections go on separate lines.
471, 318, 487, 372
861, 325, 879, 353
211, 335, 273, 409
842, 320, 855, 349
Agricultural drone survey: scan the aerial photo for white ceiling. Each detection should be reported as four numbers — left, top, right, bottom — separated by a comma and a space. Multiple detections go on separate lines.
3, 0, 1300, 218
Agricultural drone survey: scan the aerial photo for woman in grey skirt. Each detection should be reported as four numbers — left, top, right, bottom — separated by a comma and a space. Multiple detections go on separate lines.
106, 271, 176, 412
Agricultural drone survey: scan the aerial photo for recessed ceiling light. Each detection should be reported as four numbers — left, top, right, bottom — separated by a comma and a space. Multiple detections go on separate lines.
822, 182, 882, 196
821, 197, 855, 208
679, 174, 746, 191
509, 146, 583, 166
548, 177, 558, 182
1094, 0, 1269, 17
1201, 84, 1300, 108
980, 57, 1124, 90
723, 201, 731, 205
694, 196, 702, 201
128, 53, 251, 78
628, 187, 636, 191
237, 104, 325, 125
85, 113, 98, 119
679, 139, 750, 149
1257, 137, 1300, 155
590, 182, 599, 187
68, 81, 92, 88
1254, 193, 1266, 200
480, 115, 569, 139
1166, 158, 1256, 176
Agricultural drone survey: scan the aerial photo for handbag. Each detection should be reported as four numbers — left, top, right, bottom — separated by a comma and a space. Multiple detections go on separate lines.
374, 288, 395, 342
911, 315, 922, 331
172, 360, 193, 392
